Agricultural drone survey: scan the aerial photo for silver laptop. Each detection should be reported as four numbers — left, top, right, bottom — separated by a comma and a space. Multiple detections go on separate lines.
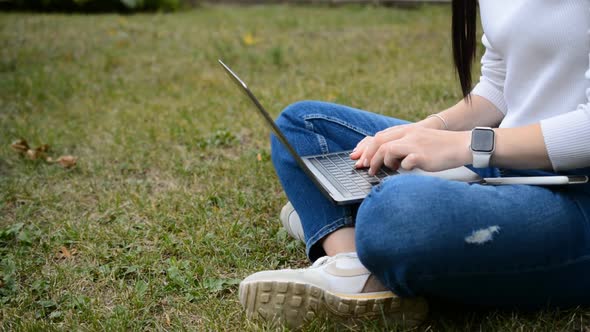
219, 60, 482, 205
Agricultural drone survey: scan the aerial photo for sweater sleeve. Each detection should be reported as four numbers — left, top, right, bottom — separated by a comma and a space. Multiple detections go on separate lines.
471, 34, 508, 114
540, 61, 590, 171
473, 34, 590, 171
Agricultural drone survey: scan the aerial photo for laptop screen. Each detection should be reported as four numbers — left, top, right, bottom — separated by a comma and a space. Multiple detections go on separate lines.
218, 60, 314, 175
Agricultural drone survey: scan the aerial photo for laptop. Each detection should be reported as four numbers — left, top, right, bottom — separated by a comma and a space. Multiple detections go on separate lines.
219, 60, 483, 205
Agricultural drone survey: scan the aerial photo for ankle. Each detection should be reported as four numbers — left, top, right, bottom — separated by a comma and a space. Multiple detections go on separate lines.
322, 227, 356, 256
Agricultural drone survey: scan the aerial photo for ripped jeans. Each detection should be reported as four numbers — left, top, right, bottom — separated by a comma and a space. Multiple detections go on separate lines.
270, 100, 590, 308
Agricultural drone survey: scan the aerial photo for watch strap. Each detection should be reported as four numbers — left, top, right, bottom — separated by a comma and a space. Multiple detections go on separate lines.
472, 152, 492, 168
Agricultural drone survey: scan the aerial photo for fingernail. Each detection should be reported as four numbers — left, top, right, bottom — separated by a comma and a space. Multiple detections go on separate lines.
363, 159, 369, 167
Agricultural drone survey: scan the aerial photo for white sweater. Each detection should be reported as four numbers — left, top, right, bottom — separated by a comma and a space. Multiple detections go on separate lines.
471, 0, 590, 171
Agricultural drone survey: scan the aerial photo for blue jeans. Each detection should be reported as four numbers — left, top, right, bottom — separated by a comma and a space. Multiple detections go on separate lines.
271, 100, 590, 308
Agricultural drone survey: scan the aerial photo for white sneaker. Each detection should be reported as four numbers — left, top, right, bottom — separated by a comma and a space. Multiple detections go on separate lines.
280, 202, 305, 243
239, 252, 428, 329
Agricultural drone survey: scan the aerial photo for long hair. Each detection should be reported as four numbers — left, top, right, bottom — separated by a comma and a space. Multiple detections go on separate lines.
452, 0, 478, 99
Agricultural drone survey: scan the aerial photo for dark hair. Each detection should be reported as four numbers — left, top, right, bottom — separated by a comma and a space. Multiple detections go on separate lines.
452, 0, 478, 99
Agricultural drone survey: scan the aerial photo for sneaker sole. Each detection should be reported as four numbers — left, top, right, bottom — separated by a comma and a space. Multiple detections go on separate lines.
239, 280, 428, 329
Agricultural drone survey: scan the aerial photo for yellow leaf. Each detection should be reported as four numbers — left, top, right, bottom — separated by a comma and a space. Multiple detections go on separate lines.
242, 33, 258, 46
256, 153, 262, 161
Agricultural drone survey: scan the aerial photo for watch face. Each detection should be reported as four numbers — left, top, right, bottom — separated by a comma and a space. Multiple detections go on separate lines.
471, 129, 495, 152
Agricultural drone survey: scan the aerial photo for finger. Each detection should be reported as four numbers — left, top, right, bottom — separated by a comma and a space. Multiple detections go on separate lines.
400, 153, 421, 170
363, 128, 407, 168
351, 136, 372, 157
368, 145, 387, 176
353, 136, 369, 151
356, 127, 405, 164
350, 136, 371, 160
369, 142, 412, 175
354, 137, 378, 167
356, 146, 373, 168
359, 138, 383, 169
383, 152, 401, 171
355, 154, 370, 168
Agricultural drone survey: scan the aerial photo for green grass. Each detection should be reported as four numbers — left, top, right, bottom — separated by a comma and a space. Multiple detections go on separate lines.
0, 4, 589, 331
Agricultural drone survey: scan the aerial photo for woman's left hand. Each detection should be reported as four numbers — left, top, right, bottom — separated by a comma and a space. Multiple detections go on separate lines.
350, 126, 473, 175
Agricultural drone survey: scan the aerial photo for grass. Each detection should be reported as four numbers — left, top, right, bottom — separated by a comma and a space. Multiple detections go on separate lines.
0, 4, 589, 331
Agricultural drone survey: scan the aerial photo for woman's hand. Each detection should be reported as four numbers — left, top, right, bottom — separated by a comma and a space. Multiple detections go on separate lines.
350, 125, 472, 175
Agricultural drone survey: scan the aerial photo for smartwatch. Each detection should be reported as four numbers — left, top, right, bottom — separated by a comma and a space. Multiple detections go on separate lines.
470, 127, 495, 168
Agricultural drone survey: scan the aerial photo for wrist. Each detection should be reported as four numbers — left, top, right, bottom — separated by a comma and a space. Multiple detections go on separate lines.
458, 131, 473, 166
418, 116, 446, 130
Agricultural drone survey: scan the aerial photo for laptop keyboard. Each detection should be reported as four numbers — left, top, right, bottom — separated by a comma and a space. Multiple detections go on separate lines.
308, 151, 398, 197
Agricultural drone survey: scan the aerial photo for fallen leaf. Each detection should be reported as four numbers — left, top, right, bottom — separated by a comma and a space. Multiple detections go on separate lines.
48, 155, 77, 168
58, 155, 77, 168
256, 153, 262, 161
165, 313, 171, 326
10, 139, 29, 154
26, 148, 47, 161
55, 246, 77, 260
37, 144, 49, 152
12, 138, 77, 169
242, 33, 258, 46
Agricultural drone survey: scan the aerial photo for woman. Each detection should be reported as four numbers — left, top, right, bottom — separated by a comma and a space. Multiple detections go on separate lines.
239, 0, 590, 328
